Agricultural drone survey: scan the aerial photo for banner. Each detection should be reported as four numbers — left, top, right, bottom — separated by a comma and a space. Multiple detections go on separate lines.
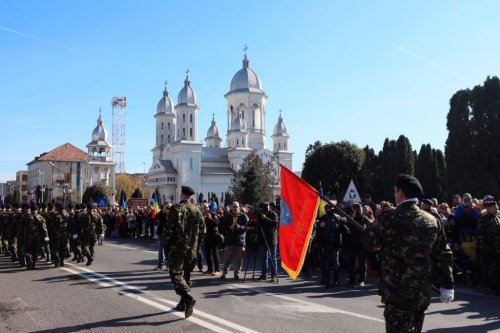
279, 164, 320, 280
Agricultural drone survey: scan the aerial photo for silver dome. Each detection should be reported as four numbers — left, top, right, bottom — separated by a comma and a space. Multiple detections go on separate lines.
206, 115, 221, 138
272, 113, 289, 137
92, 115, 110, 142
228, 56, 264, 94
231, 111, 247, 131
157, 86, 174, 114
177, 75, 197, 106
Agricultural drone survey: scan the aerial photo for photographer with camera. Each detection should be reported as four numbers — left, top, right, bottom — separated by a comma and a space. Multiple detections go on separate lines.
256, 202, 279, 283
201, 203, 222, 276
317, 203, 349, 288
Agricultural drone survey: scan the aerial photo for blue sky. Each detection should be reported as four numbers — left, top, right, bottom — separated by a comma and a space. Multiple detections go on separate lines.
1, 0, 500, 182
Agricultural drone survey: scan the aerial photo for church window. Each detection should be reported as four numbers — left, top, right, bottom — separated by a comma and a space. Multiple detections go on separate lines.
279, 142, 281, 149
183, 114, 186, 123
237, 139, 239, 145
190, 128, 193, 138
168, 122, 170, 130
242, 111, 245, 119
242, 139, 245, 145
183, 128, 186, 137
161, 135, 163, 143
168, 135, 170, 143
284, 142, 287, 149
252, 110, 255, 127
190, 158, 193, 170
161, 122, 163, 130
190, 114, 193, 123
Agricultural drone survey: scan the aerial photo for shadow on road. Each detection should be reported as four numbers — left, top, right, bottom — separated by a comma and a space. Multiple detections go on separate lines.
30, 311, 183, 333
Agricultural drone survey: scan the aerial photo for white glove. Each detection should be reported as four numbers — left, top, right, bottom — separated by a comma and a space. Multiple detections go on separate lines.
99, 234, 104, 240
439, 288, 454, 304
44, 237, 49, 242
72, 234, 78, 240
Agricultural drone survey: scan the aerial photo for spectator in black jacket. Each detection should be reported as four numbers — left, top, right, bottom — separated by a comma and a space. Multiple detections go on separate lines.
153, 203, 171, 271
343, 203, 372, 287
219, 201, 249, 280
202, 203, 221, 276
257, 202, 279, 283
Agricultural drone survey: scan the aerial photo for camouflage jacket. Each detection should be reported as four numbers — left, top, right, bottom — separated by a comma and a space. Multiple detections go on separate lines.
78, 211, 96, 241
91, 210, 104, 235
162, 200, 205, 259
22, 211, 48, 244
52, 210, 69, 240
476, 212, 500, 259
361, 201, 454, 306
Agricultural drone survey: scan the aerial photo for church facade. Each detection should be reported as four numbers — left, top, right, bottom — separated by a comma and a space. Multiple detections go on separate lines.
147, 54, 292, 204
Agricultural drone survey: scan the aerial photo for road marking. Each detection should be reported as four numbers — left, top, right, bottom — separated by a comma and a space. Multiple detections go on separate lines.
105, 243, 156, 253
228, 283, 385, 323
62, 263, 261, 333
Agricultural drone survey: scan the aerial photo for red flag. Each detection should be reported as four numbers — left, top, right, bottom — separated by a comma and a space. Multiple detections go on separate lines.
279, 164, 320, 280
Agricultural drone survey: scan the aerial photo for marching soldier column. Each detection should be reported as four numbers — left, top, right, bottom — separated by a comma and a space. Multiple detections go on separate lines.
0, 202, 104, 270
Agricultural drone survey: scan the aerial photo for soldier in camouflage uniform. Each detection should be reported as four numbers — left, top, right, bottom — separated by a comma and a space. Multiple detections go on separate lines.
77, 203, 98, 266
22, 204, 49, 270
41, 203, 54, 263
68, 204, 83, 262
13, 204, 26, 267
4, 204, 18, 262
89, 206, 104, 257
0, 204, 8, 256
162, 186, 205, 318
476, 196, 500, 296
49, 203, 70, 267
362, 174, 454, 333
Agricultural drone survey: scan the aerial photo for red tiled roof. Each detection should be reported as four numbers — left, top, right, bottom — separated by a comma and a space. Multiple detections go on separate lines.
27, 143, 87, 165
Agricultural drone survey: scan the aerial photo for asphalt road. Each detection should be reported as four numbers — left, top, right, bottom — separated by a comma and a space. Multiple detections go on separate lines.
1, 238, 499, 333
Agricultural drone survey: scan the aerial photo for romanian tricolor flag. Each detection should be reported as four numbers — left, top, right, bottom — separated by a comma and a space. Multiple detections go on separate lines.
151, 192, 160, 219
279, 164, 320, 280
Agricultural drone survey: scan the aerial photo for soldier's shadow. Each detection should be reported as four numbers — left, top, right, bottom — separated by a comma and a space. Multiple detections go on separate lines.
425, 293, 500, 333
30, 311, 183, 333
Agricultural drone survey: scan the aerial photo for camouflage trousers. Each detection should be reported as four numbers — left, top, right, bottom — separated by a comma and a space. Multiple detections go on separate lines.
81, 240, 96, 258
24, 239, 41, 264
169, 253, 197, 296
384, 301, 428, 333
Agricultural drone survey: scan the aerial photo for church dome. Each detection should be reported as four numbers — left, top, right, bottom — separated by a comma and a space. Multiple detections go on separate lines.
157, 86, 174, 114
231, 111, 247, 131
206, 115, 221, 138
228, 56, 264, 94
272, 113, 289, 137
92, 114, 109, 142
177, 73, 197, 106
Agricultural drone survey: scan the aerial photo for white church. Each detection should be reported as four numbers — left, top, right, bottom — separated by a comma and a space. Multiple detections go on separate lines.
147, 53, 292, 204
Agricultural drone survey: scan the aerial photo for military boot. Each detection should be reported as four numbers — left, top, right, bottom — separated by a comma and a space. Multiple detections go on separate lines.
25, 256, 32, 270
59, 257, 65, 267
54, 254, 60, 267
86, 254, 93, 266
19, 256, 26, 268
175, 299, 186, 311
183, 293, 196, 318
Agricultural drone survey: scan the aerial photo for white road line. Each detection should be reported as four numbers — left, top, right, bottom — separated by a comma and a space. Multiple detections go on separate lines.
152, 297, 261, 333
229, 283, 385, 323
63, 263, 261, 333
105, 243, 156, 253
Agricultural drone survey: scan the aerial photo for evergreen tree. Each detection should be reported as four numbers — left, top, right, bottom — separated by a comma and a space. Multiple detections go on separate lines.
415, 144, 439, 199
359, 145, 381, 201
82, 184, 108, 206
445, 89, 473, 196
230, 154, 276, 204
378, 135, 415, 200
131, 187, 143, 198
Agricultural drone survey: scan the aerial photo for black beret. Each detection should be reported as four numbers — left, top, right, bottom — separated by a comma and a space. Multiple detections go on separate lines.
422, 199, 433, 206
181, 186, 195, 196
395, 174, 423, 197
30, 203, 38, 211
81, 203, 87, 209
